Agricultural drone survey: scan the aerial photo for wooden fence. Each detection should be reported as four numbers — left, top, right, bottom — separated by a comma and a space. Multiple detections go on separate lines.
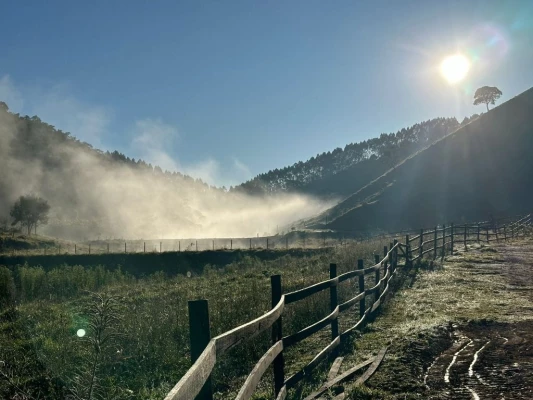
165, 214, 532, 400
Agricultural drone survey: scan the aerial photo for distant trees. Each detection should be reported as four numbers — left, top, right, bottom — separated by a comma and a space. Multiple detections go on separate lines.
10, 195, 50, 235
0, 101, 8, 112
474, 86, 502, 111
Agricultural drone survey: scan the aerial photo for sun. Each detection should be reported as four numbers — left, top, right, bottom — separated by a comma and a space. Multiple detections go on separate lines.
440, 54, 470, 84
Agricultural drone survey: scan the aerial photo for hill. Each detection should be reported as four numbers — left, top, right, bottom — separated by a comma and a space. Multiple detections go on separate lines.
306, 87, 533, 232
233, 117, 478, 198
0, 103, 326, 240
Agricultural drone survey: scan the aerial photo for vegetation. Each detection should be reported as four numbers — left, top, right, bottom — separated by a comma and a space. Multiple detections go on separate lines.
0, 238, 391, 399
474, 85, 503, 111
305, 87, 533, 232
234, 117, 479, 197
10, 195, 50, 235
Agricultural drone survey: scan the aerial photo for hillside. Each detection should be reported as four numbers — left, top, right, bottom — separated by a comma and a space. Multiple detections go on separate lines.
307, 87, 533, 232
0, 103, 327, 240
234, 117, 478, 198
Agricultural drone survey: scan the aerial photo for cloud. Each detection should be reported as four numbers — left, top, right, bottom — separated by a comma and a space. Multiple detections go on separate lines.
132, 118, 180, 171
0, 75, 24, 111
0, 75, 111, 149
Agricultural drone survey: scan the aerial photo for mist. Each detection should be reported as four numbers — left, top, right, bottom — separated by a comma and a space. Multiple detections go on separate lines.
0, 106, 334, 241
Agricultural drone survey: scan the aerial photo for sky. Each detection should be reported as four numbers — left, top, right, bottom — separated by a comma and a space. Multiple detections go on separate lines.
1, 0, 532, 187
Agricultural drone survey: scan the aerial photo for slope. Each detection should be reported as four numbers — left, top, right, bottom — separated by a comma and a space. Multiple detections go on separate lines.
310, 87, 533, 232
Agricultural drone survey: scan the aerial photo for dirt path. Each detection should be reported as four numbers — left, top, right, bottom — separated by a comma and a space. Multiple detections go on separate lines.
424, 242, 533, 399
335, 238, 533, 400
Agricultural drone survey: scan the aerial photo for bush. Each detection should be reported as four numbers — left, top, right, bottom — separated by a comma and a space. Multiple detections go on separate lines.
0, 266, 15, 309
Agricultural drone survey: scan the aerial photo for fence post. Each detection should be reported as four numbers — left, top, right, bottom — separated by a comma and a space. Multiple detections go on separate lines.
496, 224, 499, 242
464, 225, 467, 250
441, 225, 446, 260
433, 227, 437, 260
271, 275, 284, 396
450, 223, 454, 254
230, 239, 232, 250
196, 241, 198, 251
267, 238, 269, 250
160, 242, 162, 253
358, 259, 365, 318
374, 254, 381, 299
179, 241, 181, 252
249, 238, 252, 250
477, 223, 480, 243
89, 244, 91, 255
188, 300, 213, 400
144, 242, 146, 253
329, 264, 339, 344
107, 243, 109, 253
504, 226, 507, 241
405, 235, 410, 266
392, 239, 398, 272
212, 240, 214, 251
512, 224, 514, 240
125, 242, 127, 253
75, 244, 77, 255
486, 227, 489, 242
419, 229, 423, 261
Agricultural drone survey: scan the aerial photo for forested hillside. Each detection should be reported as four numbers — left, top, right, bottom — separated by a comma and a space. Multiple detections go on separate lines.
0, 102, 325, 240
234, 116, 478, 197
305, 87, 533, 232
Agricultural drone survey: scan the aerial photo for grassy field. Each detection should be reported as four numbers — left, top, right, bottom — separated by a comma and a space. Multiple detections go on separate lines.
0, 236, 394, 399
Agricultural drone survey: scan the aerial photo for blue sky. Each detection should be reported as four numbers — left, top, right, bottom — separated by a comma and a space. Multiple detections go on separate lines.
1, 0, 532, 187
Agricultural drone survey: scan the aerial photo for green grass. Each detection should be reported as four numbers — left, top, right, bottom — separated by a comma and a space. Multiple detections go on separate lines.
0, 236, 394, 399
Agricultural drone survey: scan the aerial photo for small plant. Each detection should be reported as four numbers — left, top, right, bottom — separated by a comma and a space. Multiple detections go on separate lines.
70, 292, 123, 400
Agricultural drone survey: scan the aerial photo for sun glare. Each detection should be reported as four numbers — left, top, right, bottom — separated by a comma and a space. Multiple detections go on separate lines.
440, 54, 470, 84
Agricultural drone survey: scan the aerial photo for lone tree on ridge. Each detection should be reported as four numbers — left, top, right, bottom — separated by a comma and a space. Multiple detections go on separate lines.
473, 86, 502, 111
10, 195, 50, 235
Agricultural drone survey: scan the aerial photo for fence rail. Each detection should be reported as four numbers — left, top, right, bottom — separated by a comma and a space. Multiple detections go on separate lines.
165, 213, 532, 400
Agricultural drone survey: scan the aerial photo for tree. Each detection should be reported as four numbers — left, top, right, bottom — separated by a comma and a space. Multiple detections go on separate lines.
10, 195, 50, 235
473, 86, 502, 111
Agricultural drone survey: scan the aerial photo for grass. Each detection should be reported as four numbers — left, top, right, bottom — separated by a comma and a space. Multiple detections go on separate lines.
0, 236, 394, 399
329, 239, 533, 398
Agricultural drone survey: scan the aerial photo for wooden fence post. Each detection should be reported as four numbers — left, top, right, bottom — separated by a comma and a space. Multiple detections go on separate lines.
179, 241, 181, 252
433, 227, 437, 260
160, 242, 162, 253
271, 275, 284, 396
374, 254, 381, 299
504, 226, 507, 241
107, 243, 109, 253
512, 224, 514, 240
75, 244, 77, 254
125, 242, 127, 253
486, 227, 489, 242
450, 223, 454, 254
144, 242, 146, 253
250, 238, 252, 250
230, 239, 232, 250
196, 241, 198, 252
390, 239, 398, 274
464, 225, 467, 250
329, 264, 339, 343
496, 225, 499, 242
477, 223, 480, 243
441, 224, 446, 260
188, 300, 213, 400
358, 259, 365, 318
419, 229, 423, 261
212, 240, 214, 251
405, 235, 410, 266
267, 238, 269, 250
89, 244, 91, 255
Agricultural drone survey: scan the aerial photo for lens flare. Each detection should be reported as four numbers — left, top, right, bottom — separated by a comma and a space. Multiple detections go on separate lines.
77, 329, 86, 337
440, 54, 471, 84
